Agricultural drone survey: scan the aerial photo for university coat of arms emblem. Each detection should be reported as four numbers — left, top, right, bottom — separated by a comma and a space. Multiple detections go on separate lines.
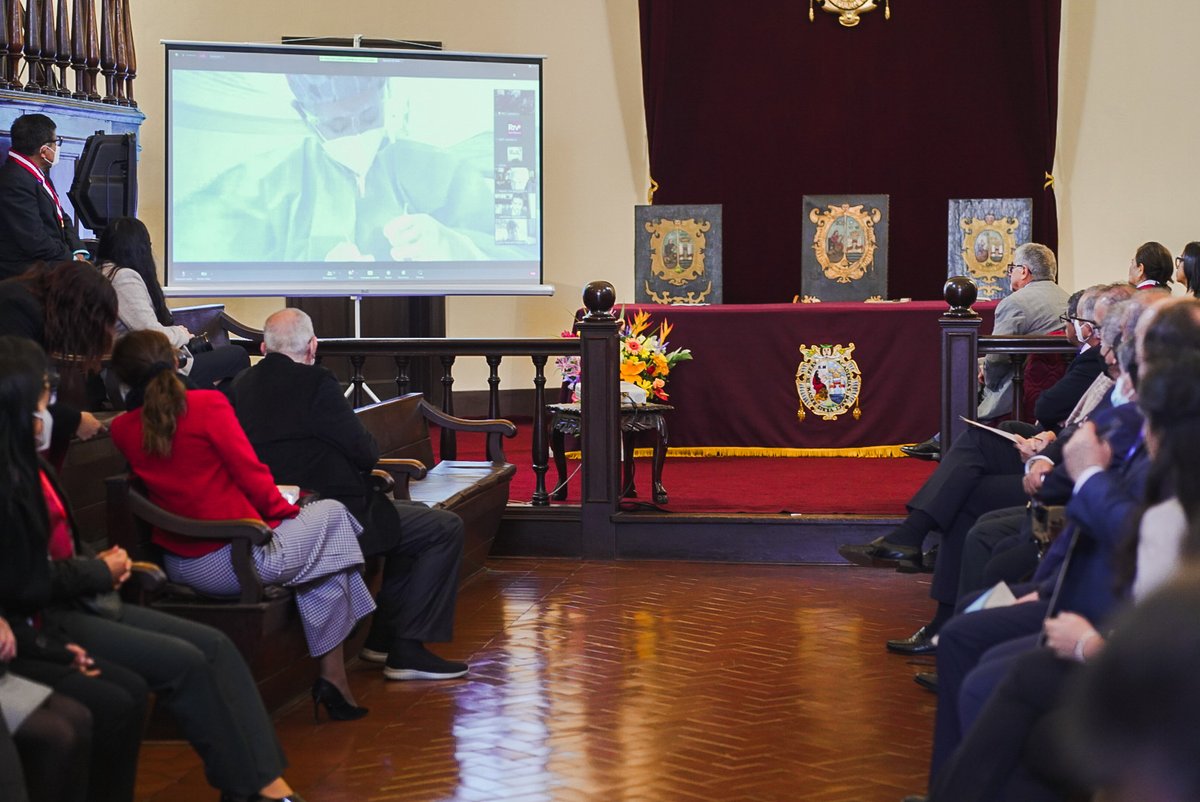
634, 205, 723, 304
960, 214, 1019, 300
808, 203, 884, 284
796, 343, 863, 421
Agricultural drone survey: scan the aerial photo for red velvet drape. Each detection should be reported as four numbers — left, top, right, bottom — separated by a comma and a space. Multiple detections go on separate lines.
638, 0, 1061, 302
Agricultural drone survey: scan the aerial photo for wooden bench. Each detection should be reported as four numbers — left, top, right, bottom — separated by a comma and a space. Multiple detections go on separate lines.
359, 392, 517, 580
105, 392, 516, 714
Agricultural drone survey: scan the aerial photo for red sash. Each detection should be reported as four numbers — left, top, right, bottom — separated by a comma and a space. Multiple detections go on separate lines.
8, 151, 65, 227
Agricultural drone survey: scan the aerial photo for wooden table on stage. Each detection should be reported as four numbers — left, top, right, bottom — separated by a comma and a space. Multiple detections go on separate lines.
548, 402, 674, 505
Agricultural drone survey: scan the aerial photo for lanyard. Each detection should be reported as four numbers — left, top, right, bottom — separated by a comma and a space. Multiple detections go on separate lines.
8, 152, 64, 227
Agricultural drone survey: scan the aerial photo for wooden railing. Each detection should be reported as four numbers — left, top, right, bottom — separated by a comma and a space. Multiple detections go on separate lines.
222, 283, 626, 555
1, 0, 136, 106
939, 277, 1078, 447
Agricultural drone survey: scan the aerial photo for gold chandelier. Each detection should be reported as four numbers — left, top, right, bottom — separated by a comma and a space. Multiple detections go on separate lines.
809, 0, 890, 27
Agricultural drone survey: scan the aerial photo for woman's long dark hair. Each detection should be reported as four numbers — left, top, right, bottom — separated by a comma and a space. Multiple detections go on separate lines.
1179, 242, 1200, 298
97, 217, 173, 327
16, 261, 117, 371
111, 330, 187, 457
0, 336, 53, 611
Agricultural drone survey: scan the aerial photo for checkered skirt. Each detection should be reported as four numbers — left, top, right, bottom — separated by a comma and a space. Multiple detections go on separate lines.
164, 499, 375, 657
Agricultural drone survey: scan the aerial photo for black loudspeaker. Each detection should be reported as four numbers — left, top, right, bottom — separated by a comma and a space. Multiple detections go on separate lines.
68, 131, 137, 235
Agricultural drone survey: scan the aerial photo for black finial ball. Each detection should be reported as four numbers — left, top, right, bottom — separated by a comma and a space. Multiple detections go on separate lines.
582, 281, 617, 319
943, 276, 977, 311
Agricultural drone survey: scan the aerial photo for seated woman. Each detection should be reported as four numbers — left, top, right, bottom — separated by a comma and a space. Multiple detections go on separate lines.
1175, 242, 1200, 298
97, 217, 249, 390
0, 260, 112, 451
0, 335, 305, 802
108, 329, 375, 723
1, 618, 92, 802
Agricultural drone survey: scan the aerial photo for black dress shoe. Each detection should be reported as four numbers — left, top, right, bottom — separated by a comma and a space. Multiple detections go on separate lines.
900, 437, 941, 461
837, 537, 923, 570
914, 672, 939, 693
896, 543, 937, 574
886, 626, 937, 655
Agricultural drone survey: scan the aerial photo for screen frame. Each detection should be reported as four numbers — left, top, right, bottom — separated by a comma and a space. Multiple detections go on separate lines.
162, 39, 551, 298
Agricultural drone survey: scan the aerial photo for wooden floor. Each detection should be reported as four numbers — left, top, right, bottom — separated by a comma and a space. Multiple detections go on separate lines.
135, 559, 937, 802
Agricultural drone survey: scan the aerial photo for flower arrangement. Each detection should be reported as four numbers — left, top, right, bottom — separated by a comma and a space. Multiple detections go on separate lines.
555, 309, 693, 402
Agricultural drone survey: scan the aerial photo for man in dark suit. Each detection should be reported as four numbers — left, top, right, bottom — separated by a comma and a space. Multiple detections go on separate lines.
0, 114, 89, 279
229, 308, 468, 681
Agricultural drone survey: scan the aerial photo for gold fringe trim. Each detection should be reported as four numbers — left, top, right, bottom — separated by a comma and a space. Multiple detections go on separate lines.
562, 444, 914, 459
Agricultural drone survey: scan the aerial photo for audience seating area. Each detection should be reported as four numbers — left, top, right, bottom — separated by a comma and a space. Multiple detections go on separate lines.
103, 393, 516, 714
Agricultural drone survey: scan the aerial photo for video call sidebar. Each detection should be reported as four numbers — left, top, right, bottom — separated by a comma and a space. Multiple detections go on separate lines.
493, 89, 538, 246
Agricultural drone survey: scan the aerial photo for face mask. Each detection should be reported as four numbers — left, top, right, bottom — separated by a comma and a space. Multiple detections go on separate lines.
1111, 375, 1134, 407
43, 144, 59, 167
1072, 320, 1086, 341
33, 408, 53, 452
319, 127, 384, 178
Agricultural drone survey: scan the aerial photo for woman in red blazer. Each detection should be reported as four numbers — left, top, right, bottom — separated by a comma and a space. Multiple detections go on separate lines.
109, 330, 375, 722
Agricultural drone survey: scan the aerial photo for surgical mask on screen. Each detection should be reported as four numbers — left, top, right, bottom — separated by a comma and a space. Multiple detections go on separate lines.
319, 128, 385, 179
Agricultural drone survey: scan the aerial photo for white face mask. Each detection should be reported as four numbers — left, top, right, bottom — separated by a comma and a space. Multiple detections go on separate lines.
319, 127, 385, 179
1073, 320, 1087, 342
1111, 374, 1134, 407
33, 408, 53, 453
43, 143, 60, 167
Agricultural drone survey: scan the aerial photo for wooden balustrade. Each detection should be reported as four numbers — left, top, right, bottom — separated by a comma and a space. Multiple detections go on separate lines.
0, 0, 133, 104
220, 282, 624, 551
939, 276, 1078, 449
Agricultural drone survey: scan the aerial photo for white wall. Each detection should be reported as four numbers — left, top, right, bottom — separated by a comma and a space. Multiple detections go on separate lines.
1057, 0, 1200, 292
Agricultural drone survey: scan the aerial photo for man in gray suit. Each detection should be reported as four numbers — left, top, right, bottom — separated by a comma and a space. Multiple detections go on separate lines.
903, 242, 1069, 458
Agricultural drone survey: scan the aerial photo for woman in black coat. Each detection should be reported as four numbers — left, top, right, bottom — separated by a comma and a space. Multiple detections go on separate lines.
0, 336, 304, 802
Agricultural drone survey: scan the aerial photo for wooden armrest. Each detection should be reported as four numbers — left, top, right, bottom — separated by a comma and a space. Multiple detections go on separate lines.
375, 459, 427, 501
417, 399, 518, 437
418, 399, 517, 463
126, 487, 274, 545
130, 561, 167, 592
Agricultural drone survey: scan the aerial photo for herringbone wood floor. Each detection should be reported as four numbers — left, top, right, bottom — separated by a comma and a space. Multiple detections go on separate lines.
135, 560, 936, 802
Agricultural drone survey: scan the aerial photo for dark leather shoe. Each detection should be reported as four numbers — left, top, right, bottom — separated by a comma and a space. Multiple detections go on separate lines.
838, 537, 923, 570
886, 626, 937, 655
900, 437, 941, 461
914, 672, 938, 693
896, 543, 937, 574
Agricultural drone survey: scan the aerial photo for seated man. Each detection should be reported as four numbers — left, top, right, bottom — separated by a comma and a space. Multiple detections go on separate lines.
229, 308, 467, 681
839, 285, 1125, 653
903, 242, 1069, 460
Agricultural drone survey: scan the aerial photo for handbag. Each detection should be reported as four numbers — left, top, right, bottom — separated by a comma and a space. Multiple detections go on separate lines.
1028, 500, 1067, 555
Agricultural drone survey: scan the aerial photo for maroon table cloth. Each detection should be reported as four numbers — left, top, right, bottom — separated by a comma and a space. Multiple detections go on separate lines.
610, 301, 997, 455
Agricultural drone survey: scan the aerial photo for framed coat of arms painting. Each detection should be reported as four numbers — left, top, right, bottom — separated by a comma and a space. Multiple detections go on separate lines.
634, 204, 723, 305
947, 198, 1033, 301
800, 195, 889, 302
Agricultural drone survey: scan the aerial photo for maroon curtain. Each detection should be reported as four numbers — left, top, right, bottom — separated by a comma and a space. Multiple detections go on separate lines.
638, 0, 1062, 302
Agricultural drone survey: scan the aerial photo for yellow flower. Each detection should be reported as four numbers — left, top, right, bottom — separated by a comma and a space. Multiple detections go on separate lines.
628, 310, 652, 338
620, 358, 647, 384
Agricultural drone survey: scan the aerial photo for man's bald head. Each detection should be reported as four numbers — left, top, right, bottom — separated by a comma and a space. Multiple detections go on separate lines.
262, 308, 317, 363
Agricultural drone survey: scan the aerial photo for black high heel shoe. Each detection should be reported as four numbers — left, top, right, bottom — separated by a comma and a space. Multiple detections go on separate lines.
311, 677, 368, 722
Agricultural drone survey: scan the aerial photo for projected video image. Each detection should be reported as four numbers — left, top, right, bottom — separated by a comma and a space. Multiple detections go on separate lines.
165, 45, 543, 291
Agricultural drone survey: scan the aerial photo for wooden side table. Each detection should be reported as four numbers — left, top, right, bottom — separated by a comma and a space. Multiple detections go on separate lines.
547, 402, 673, 505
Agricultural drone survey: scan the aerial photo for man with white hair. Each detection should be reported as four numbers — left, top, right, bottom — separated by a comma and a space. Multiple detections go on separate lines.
228, 308, 468, 681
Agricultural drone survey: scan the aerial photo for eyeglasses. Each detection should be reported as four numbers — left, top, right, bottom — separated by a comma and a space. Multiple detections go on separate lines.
1006, 263, 1027, 275
43, 136, 63, 149
1059, 314, 1098, 327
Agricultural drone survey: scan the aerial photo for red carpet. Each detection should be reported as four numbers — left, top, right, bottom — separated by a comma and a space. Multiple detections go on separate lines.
438, 421, 935, 515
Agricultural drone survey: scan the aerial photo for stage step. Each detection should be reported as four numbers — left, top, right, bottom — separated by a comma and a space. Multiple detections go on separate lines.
495, 505, 902, 564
